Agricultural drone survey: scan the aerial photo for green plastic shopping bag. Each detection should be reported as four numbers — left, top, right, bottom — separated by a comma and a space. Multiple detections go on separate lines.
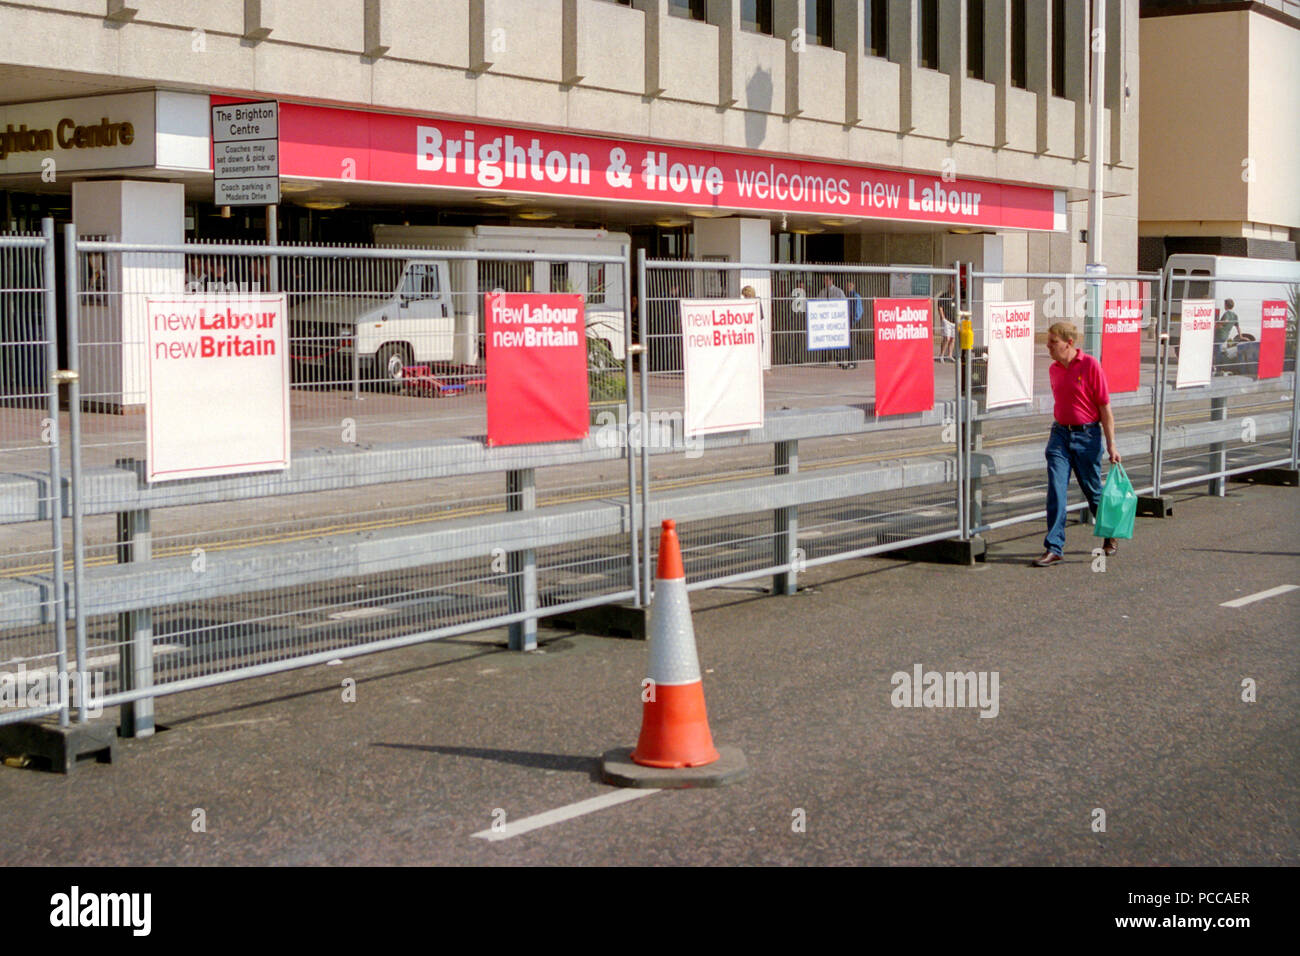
1094, 463, 1137, 540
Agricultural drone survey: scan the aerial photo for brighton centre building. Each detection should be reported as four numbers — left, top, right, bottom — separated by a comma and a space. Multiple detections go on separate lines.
0, 0, 1140, 280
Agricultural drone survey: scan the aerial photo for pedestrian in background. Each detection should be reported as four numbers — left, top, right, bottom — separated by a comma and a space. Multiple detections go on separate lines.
842, 279, 864, 369
1033, 321, 1121, 567
936, 279, 957, 363
1214, 298, 1241, 374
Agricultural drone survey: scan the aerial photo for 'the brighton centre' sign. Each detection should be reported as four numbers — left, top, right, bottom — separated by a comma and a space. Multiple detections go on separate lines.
211, 100, 280, 207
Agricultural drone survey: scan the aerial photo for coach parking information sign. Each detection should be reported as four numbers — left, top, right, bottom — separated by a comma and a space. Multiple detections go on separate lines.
211, 100, 280, 206
680, 298, 764, 437
486, 292, 589, 447
145, 295, 290, 482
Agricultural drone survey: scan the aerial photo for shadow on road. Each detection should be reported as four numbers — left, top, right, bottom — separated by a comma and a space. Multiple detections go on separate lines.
371, 742, 602, 781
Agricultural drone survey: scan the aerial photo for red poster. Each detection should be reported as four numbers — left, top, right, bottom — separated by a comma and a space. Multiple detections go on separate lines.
1101, 298, 1142, 393
1258, 300, 1287, 379
485, 293, 589, 447
874, 298, 934, 416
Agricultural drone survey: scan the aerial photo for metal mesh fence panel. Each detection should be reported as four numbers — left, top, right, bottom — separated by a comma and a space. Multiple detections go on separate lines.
964, 269, 1163, 537
640, 257, 963, 593
1155, 261, 1298, 495
0, 224, 68, 725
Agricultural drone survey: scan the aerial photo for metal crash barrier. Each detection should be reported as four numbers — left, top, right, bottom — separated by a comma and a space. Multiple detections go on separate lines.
0, 223, 1295, 742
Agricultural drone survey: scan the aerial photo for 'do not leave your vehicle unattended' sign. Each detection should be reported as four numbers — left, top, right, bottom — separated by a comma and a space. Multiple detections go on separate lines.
211, 100, 279, 206
144, 295, 291, 482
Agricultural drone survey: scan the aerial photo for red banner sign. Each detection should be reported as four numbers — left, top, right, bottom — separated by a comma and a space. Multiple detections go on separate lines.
1101, 298, 1142, 393
212, 97, 1062, 231
485, 293, 589, 447
874, 298, 934, 416
1259, 300, 1287, 380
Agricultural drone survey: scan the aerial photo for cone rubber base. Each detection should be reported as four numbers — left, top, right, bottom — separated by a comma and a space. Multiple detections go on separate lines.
600, 745, 748, 789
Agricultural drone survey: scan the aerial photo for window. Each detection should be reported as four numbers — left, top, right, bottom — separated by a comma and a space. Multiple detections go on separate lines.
587, 263, 608, 305
864, 0, 888, 57
668, 0, 706, 21
1051, 0, 1066, 97
741, 0, 773, 35
804, 0, 833, 47
402, 263, 440, 299
1010, 0, 1027, 88
966, 0, 985, 80
918, 0, 939, 69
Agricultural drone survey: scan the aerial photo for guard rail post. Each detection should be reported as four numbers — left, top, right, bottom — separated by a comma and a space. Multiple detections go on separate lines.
772, 439, 798, 595
63, 224, 90, 723
506, 468, 538, 651
40, 218, 71, 728
116, 505, 154, 737
1208, 396, 1228, 496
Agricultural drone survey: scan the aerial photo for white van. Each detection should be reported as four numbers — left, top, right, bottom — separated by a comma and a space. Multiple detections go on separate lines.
1166, 254, 1300, 343
288, 224, 630, 387
373, 223, 632, 364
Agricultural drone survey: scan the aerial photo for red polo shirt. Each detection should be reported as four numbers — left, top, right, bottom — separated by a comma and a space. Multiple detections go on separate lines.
1050, 350, 1110, 425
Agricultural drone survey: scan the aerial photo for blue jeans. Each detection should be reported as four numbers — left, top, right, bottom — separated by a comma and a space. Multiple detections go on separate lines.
1044, 423, 1103, 555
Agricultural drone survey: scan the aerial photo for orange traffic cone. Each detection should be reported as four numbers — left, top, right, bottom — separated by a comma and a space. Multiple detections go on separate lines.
631, 519, 720, 768
601, 519, 747, 788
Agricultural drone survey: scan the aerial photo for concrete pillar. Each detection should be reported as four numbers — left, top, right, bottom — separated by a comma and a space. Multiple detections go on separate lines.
890, 0, 917, 133
773, 0, 806, 118
1066, 0, 1088, 160
833, 0, 865, 126
634, 0, 668, 98
986, 0, 1010, 148
707, 0, 741, 108
940, 0, 964, 142
694, 217, 773, 367
1027, 0, 1051, 154
71, 180, 184, 412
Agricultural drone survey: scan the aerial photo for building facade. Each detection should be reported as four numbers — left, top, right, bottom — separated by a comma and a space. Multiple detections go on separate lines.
0, 1, 1140, 282
1138, 0, 1300, 265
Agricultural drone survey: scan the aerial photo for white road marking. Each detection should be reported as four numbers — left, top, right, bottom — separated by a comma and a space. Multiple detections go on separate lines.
1220, 585, 1299, 608
471, 788, 661, 842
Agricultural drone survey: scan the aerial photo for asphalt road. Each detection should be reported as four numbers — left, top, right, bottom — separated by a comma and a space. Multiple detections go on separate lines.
0, 480, 1296, 866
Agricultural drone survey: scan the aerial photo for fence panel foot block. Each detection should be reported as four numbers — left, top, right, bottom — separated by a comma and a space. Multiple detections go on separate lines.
884, 535, 986, 566
1138, 495, 1174, 517
1230, 468, 1299, 487
0, 717, 117, 774
542, 603, 648, 640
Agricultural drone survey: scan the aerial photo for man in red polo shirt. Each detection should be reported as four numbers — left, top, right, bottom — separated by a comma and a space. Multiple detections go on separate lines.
1033, 321, 1121, 567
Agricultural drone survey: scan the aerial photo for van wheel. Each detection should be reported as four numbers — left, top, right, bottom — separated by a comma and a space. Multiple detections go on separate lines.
375, 343, 412, 390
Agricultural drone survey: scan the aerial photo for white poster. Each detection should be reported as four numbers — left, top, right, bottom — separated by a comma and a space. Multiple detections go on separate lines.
985, 300, 1036, 409
1175, 299, 1215, 389
807, 298, 850, 350
145, 295, 290, 482
680, 298, 764, 437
